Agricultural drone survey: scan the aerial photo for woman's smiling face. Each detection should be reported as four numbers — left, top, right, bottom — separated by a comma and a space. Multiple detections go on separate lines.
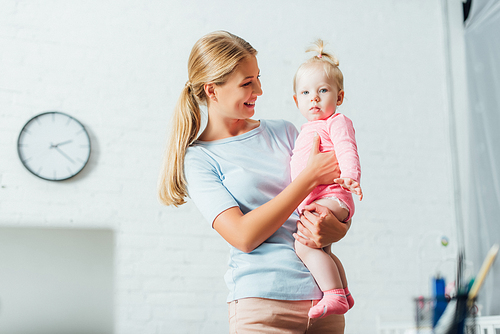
212, 56, 262, 121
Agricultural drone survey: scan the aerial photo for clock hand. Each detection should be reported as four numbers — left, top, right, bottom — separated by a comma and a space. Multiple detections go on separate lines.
50, 140, 73, 148
54, 146, 75, 164
55, 140, 73, 147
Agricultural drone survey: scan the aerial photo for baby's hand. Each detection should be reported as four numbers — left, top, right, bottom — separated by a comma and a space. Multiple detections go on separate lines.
334, 177, 363, 201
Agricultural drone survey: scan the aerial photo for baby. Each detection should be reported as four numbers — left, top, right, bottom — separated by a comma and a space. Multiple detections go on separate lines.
290, 40, 362, 318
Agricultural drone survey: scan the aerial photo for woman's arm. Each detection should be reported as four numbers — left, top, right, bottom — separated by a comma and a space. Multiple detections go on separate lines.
213, 135, 339, 253
294, 201, 351, 248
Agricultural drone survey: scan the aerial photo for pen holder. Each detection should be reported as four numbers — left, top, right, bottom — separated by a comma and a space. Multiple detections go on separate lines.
414, 294, 476, 333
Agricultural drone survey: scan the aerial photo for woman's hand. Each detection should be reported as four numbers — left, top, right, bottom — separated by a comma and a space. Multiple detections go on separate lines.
294, 202, 351, 248
305, 134, 340, 187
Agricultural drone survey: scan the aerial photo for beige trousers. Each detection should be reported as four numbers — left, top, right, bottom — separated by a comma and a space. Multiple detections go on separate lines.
228, 297, 345, 333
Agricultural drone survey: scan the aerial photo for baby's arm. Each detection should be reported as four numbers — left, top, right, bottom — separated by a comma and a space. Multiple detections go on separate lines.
334, 177, 363, 201
329, 114, 361, 195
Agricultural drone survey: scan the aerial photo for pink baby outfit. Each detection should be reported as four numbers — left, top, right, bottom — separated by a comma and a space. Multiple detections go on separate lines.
290, 113, 361, 221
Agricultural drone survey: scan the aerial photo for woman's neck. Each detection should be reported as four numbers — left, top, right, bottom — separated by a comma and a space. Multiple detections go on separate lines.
198, 117, 260, 141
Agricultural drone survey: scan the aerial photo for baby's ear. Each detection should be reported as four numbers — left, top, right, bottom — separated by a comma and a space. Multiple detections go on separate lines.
293, 95, 299, 107
337, 90, 345, 106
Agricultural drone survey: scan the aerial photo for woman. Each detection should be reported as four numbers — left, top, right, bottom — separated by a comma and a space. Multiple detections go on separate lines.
158, 31, 350, 333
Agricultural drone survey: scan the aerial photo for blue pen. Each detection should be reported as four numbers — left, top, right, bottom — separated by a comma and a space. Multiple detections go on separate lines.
432, 275, 447, 327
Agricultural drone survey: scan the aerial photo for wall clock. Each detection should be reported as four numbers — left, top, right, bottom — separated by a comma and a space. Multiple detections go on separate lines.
17, 111, 91, 181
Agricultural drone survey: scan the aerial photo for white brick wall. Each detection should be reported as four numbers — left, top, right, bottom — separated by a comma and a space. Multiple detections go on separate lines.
0, 0, 467, 333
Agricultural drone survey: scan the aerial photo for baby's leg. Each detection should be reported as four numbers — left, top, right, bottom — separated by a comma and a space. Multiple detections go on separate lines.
329, 251, 354, 309
295, 239, 348, 318
316, 197, 355, 309
296, 198, 353, 317
313, 197, 350, 288
295, 239, 342, 291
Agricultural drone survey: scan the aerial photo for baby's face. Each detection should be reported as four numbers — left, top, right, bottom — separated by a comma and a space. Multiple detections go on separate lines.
294, 64, 342, 122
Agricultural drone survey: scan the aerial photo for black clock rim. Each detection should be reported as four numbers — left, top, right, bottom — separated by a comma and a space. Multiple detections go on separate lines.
17, 111, 92, 182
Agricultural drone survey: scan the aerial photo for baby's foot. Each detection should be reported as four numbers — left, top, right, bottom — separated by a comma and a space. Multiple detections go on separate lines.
308, 289, 349, 318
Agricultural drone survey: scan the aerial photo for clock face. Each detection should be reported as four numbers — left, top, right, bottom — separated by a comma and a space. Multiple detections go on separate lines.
17, 112, 91, 181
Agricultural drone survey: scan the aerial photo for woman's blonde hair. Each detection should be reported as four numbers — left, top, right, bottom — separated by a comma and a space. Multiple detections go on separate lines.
293, 39, 344, 94
158, 31, 257, 206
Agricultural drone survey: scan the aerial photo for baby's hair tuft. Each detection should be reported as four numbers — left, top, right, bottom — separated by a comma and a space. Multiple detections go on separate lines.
293, 39, 344, 94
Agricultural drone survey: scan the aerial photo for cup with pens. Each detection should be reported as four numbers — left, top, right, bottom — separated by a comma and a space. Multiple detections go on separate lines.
415, 244, 498, 334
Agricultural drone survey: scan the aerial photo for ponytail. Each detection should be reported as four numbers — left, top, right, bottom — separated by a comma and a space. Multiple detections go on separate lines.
306, 39, 340, 68
158, 84, 201, 206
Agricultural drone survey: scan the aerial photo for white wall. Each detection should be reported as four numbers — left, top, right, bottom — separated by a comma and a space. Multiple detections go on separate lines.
0, 0, 467, 333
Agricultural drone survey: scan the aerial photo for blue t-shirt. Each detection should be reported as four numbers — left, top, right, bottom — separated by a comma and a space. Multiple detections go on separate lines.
184, 119, 322, 302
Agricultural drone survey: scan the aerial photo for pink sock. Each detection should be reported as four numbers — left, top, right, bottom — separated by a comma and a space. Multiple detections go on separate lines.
344, 286, 354, 309
308, 289, 349, 318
